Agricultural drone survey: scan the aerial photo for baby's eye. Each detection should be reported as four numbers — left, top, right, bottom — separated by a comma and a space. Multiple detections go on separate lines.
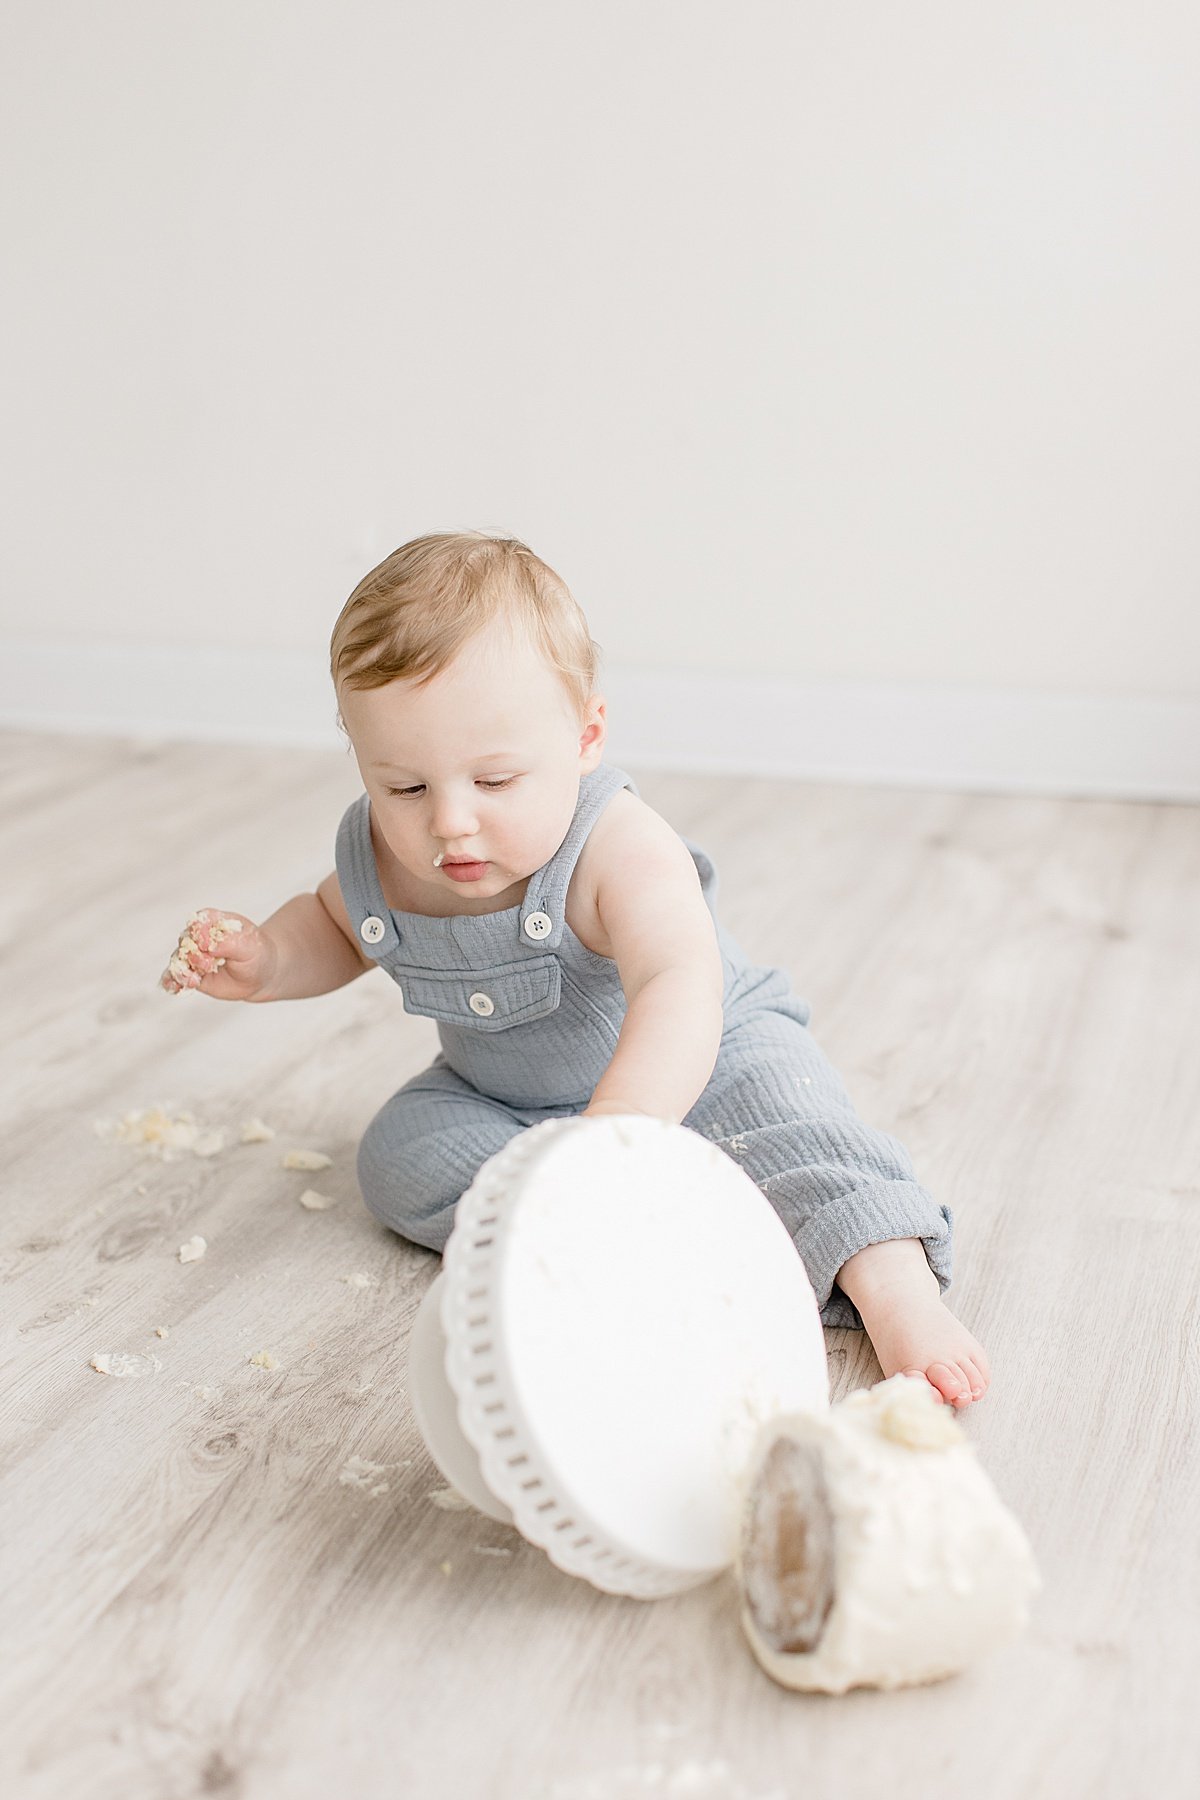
384, 778, 515, 797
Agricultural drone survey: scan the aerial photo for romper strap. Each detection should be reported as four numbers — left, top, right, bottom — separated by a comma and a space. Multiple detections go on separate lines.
334, 794, 402, 960
516, 763, 639, 950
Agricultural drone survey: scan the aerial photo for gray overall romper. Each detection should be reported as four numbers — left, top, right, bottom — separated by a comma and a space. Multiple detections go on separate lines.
336, 762, 953, 1330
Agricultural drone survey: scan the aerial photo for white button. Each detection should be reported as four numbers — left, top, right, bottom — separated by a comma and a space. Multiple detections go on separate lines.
523, 911, 553, 941
360, 916, 386, 944
468, 991, 495, 1016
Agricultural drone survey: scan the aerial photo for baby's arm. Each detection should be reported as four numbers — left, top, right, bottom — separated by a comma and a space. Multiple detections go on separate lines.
583, 808, 724, 1124
160, 874, 373, 1003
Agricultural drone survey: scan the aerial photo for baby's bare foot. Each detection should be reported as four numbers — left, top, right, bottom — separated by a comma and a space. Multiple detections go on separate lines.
836, 1238, 991, 1411
861, 1285, 990, 1410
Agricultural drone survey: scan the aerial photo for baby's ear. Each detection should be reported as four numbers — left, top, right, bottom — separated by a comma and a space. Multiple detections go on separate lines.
578, 696, 607, 765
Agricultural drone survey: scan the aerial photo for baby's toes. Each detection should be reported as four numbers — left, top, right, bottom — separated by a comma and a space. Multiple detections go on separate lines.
962, 1357, 989, 1401
902, 1366, 945, 1405
926, 1361, 973, 1408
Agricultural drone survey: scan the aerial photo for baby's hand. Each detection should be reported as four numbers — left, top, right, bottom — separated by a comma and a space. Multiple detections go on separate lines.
159, 909, 275, 1002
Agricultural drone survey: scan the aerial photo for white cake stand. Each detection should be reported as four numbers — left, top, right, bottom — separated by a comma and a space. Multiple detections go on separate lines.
406, 1114, 829, 1599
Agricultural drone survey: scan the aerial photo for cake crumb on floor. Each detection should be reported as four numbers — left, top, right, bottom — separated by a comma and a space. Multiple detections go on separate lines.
90, 1351, 162, 1378
284, 1149, 333, 1171
429, 1487, 472, 1511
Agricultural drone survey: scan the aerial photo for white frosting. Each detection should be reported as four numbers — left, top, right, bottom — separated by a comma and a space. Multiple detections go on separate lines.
736, 1374, 1041, 1692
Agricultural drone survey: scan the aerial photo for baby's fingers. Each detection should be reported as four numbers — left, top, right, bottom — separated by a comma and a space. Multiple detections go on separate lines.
188, 909, 251, 960
160, 964, 201, 993
160, 956, 204, 993
161, 909, 252, 994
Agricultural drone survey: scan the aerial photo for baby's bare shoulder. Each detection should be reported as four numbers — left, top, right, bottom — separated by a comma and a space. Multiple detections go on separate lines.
569, 790, 702, 951
577, 788, 693, 884
587, 788, 686, 857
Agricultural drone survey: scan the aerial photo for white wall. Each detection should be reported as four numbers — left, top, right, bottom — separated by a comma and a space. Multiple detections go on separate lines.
2, 3, 1198, 792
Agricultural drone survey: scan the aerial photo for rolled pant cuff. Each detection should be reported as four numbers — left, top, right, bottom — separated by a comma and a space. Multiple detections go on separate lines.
790, 1182, 955, 1333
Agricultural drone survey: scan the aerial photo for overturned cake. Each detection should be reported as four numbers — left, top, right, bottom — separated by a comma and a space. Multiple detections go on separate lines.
735, 1373, 1041, 1692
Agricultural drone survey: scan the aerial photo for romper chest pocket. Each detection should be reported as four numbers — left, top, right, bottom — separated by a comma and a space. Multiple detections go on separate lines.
397, 955, 561, 1031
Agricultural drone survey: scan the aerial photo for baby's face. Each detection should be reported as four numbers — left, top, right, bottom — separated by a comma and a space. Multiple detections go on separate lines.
340, 617, 605, 910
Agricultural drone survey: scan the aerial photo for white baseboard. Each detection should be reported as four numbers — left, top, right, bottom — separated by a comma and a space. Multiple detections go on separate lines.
1, 638, 1197, 802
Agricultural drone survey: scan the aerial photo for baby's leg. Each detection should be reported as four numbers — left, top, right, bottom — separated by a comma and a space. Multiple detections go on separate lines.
683, 1011, 989, 1409
356, 1062, 530, 1252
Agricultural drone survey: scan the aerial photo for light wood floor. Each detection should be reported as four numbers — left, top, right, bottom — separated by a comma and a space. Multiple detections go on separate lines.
2, 728, 1197, 1800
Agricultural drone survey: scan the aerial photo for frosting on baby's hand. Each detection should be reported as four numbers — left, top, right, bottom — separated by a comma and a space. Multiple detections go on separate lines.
162, 909, 245, 990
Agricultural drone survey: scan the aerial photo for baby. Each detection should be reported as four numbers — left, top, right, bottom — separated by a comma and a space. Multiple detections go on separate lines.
162, 531, 989, 1411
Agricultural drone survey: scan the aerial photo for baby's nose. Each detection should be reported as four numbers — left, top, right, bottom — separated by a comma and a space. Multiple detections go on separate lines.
430, 793, 480, 839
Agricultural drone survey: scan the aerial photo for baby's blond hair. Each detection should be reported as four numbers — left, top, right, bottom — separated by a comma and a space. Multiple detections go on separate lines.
330, 531, 602, 733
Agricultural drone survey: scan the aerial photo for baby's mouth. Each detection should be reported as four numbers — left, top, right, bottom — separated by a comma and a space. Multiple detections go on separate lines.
440, 856, 490, 882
